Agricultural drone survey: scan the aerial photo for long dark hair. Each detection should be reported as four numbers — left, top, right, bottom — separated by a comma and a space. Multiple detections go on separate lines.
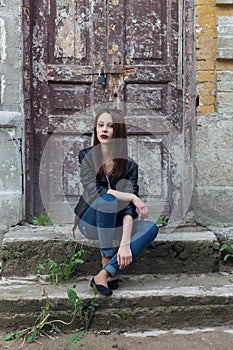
93, 109, 128, 182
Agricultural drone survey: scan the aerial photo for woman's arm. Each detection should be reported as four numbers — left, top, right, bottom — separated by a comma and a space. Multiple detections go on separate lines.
107, 189, 149, 220
107, 162, 148, 219
117, 215, 133, 269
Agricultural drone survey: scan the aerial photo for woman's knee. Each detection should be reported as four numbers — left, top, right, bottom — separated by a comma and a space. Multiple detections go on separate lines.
101, 193, 117, 202
132, 220, 158, 242
96, 193, 118, 212
146, 221, 159, 240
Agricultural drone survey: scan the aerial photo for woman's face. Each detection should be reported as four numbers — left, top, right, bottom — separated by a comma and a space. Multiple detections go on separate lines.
96, 112, 114, 144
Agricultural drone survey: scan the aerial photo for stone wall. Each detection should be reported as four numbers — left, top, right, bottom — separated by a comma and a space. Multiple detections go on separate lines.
194, 0, 233, 225
0, 1, 24, 228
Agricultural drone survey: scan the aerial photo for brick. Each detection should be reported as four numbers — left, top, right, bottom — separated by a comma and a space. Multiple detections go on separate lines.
196, 71, 215, 82
218, 48, 233, 59
196, 35, 216, 47
217, 71, 233, 87
196, 7, 216, 28
217, 16, 233, 58
196, 0, 215, 4
196, 26, 215, 39
216, 8, 233, 16
195, 70, 216, 111
200, 95, 216, 106
216, 60, 233, 70
217, 71, 233, 113
216, 0, 233, 3
196, 46, 215, 57
196, 60, 215, 71
217, 93, 233, 113
197, 105, 215, 114
218, 15, 233, 27
197, 83, 215, 94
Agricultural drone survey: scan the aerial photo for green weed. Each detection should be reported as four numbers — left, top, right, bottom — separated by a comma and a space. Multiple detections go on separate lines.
37, 247, 85, 284
67, 288, 98, 346
4, 288, 75, 344
112, 310, 132, 320
220, 243, 233, 262
156, 216, 169, 226
67, 287, 99, 330
33, 212, 53, 226
5, 287, 99, 348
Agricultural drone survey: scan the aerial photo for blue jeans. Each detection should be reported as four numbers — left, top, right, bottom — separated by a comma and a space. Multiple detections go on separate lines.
78, 194, 158, 277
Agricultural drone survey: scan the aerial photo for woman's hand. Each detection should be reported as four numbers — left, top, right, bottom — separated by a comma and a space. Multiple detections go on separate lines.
117, 245, 133, 270
132, 195, 149, 220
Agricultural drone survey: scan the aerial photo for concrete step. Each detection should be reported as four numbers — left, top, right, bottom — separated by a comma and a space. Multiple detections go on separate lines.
1, 225, 220, 277
1, 273, 233, 330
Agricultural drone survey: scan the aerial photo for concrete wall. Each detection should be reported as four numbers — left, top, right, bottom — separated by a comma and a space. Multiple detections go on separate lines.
0, 1, 24, 228
194, 0, 233, 225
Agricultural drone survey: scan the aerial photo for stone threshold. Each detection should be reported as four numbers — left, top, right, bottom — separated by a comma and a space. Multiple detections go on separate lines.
1, 273, 233, 330
1, 225, 220, 276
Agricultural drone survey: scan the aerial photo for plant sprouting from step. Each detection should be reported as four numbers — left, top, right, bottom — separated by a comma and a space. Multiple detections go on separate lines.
220, 243, 233, 262
37, 246, 86, 284
156, 215, 169, 226
5, 287, 99, 347
67, 287, 99, 331
4, 288, 76, 345
112, 309, 132, 320
33, 212, 53, 226
67, 287, 99, 345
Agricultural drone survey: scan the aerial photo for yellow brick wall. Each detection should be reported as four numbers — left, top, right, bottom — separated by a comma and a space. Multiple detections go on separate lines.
196, 0, 233, 114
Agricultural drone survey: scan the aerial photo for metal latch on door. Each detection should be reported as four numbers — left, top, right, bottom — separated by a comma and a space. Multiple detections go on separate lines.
97, 74, 107, 85
97, 67, 107, 86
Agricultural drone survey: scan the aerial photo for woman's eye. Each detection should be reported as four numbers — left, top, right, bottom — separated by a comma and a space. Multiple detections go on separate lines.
98, 123, 104, 127
109, 124, 114, 128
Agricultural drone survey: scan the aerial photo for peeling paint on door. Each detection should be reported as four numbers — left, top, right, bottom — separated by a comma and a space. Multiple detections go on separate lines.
0, 75, 5, 104
0, 17, 6, 62
55, 1, 86, 60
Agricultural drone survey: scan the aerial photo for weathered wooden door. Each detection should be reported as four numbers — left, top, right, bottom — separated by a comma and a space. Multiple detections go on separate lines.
26, 0, 185, 224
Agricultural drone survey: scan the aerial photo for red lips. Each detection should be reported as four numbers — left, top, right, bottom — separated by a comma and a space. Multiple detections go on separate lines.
101, 135, 109, 139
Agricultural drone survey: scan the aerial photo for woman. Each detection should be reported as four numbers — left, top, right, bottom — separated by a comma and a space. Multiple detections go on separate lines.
74, 109, 158, 296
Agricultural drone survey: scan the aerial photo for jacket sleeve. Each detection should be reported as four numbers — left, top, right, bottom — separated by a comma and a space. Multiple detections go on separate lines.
79, 149, 108, 204
117, 162, 139, 219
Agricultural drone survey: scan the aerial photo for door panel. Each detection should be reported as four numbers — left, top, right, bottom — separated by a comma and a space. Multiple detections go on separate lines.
30, 0, 183, 224
125, 84, 168, 114
125, 0, 166, 63
51, 0, 107, 65
49, 84, 92, 115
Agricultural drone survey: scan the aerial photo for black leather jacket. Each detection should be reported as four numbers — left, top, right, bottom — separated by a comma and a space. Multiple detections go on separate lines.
74, 146, 139, 220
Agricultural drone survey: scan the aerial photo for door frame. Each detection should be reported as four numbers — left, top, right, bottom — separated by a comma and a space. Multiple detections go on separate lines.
22, 0, 196, 222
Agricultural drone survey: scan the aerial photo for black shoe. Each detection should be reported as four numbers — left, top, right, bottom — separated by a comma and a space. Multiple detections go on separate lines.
90, 277, 113, 296
107, 279, 119, 290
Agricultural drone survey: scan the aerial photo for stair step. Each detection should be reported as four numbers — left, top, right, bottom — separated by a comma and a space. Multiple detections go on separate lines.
1, 273, 233, 330
1, 225, 220, 277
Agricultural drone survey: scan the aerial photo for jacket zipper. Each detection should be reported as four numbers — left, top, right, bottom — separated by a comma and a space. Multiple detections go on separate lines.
104, 168, 112, 189
105, 172, 111, 189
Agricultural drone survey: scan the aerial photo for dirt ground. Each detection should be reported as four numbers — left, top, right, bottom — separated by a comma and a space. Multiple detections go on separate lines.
1, 326, 233, 350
